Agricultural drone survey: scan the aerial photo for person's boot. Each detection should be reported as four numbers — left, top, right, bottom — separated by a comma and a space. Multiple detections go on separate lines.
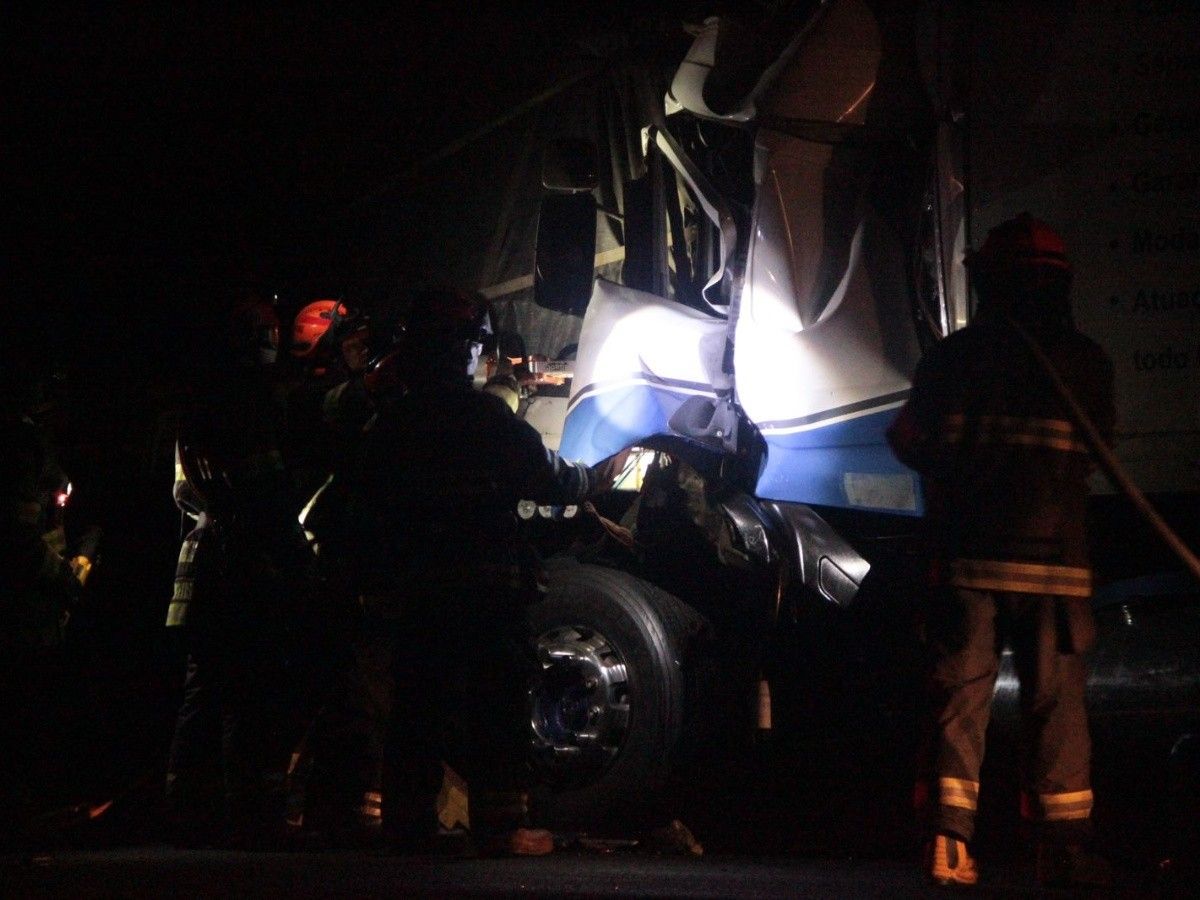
379, 808, 474, 857
472, 790, 554, 857
298, 793, 384, 851
470, 822, 554, 857
927, 833, 979, 887
497, 827, 555, 856
1036, 841, 1113, 888
640, 819, 704, 857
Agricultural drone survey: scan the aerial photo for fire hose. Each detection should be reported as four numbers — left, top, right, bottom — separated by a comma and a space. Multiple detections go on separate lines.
1007, 317, 1200, 584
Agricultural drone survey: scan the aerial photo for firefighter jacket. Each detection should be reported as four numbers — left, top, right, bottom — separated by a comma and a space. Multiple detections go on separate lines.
168, 370, 312, 628
283, 366, 373, 502
339, 377, 593, 601
0, 413, 81, 649
888, 315, 1115, 597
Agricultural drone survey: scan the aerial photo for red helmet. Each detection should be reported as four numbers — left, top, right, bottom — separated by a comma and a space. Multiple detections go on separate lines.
291, 299, 354, 359
966, 213, 1071, 274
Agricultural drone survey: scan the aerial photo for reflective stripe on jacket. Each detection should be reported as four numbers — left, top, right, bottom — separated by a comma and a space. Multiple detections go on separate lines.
891, 316, 1115, 596
166, 370, 310, 627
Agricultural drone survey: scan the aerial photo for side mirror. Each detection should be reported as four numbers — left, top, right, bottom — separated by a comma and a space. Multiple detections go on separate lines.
534, 192, 596, 316
541, 137, 600, 193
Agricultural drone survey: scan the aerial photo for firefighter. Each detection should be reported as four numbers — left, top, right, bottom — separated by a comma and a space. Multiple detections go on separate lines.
291, 339, 409, 844
165, 297, 315, 846
283, 298, 383, 706
0, 364, 86, 653
0, 357, 91, 844
887, 214, 1115, 888
316, 287, 603, 855
284, 298, 374, 500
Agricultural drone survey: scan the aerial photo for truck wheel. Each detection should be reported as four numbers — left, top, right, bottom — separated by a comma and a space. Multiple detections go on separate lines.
527, 562, 705, 829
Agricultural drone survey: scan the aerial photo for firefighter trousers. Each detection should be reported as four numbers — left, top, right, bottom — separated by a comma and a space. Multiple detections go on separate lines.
305, 582, 538, 839
165, 605, 292, 829
923, 587, 1095, 843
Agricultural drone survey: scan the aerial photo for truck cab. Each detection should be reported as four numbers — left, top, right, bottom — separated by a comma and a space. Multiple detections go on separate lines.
451, 0, 1200, 831
522, 0, 962, 825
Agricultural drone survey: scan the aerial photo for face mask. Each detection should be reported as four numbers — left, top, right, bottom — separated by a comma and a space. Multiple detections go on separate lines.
466, 340, 484, 376
466, 312, 493, 377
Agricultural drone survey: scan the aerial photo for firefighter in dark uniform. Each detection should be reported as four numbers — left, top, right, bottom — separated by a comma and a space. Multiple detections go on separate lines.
284, 298, 373, 502
285, 309, 403, 840
888, 214, 1115, 888
0, 360, 90, 844
165, 298, 315, 844
320, 287, 598, 855
1, 374, 85, 651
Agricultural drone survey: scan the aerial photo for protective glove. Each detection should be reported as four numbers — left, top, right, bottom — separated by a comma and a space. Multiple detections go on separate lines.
587, 449, 633, 494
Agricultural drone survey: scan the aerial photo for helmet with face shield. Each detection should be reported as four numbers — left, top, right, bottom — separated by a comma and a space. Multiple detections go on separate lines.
404, 287, 496, 379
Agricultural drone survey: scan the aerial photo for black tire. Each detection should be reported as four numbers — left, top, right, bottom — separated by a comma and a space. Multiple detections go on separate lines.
527, 562, 706, 829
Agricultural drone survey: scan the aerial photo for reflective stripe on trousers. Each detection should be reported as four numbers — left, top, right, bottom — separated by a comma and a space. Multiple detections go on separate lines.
924, 588, 1092, 842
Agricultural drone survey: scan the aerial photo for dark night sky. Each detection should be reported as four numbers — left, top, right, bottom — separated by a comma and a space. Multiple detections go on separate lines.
6, 2, 705, 376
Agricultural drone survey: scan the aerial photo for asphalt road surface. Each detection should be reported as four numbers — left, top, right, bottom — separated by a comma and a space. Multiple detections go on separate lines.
0, 844, 1153, 899
2, 724, 1192, 898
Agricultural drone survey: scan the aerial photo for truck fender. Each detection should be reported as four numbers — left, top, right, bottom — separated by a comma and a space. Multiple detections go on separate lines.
759, 501, 870, 608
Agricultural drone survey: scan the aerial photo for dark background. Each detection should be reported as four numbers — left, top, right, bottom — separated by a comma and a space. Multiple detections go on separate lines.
7, 2, 706, 375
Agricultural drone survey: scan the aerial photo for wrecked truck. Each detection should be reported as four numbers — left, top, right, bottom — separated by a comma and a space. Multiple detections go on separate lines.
358, 0, 1200, 831
516, 0, 955, 828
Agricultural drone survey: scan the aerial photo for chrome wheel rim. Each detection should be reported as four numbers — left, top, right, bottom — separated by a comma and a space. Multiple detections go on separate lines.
530, 624, 630, 786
